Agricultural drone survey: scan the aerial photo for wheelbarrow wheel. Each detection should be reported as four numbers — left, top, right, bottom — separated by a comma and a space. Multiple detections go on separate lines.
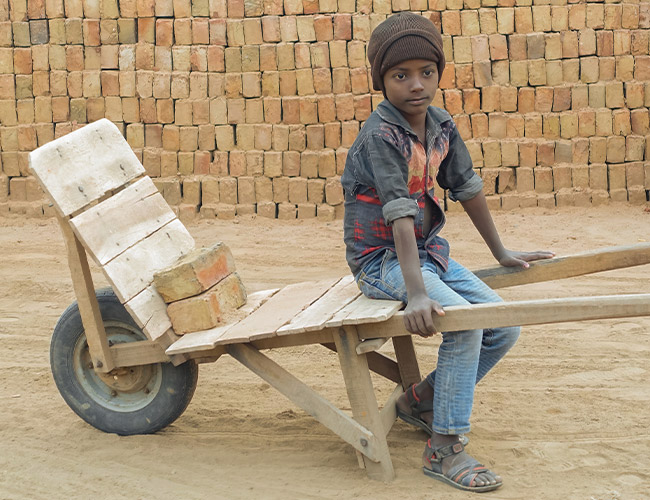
50, 288, 198, 436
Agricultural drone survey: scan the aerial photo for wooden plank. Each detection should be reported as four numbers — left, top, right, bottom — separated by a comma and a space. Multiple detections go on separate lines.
356, 338, 388, 355
214, 279, 340, 345
276, 275, 360, 335
475, 243, 650, 289
29, 119, 144, 216
392, 336, 421, 390
57, 217, 114, 373
379, 384, 403, 437
110, 340, 169, 367
70, 177, 175, 266
357, 293, 650, 340
123, 285, 172, 341
164, 288, 279, 355
102, 219, 195, 303
322, 343, 402, 384
227, 344, 382, 463
333, 326, 395, 480
324, 295, 403, 328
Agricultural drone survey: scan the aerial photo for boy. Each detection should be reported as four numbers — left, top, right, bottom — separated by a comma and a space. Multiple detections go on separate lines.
341, 12, 554, 493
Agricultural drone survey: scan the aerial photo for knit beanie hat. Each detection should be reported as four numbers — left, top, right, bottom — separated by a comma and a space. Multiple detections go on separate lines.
367, 12, 446, 93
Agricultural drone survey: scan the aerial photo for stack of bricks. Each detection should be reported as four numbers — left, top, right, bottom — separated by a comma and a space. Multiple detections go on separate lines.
1, 0, 649, 220
154, 242, 247, 334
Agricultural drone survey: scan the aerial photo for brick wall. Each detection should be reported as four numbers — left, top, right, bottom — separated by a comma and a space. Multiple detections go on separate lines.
1, 0, 649, 220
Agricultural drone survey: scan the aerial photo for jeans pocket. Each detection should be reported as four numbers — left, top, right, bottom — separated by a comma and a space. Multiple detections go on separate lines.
357, 272, 400, 301
358, 252, 406, 301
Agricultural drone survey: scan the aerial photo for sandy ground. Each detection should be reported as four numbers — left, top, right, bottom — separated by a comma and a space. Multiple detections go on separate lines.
1, 205, 649, 500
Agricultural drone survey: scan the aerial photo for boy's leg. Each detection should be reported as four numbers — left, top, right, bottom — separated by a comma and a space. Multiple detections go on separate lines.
359, 253, 484, 433
434, 258, 520, 385
358, 253, 503, 490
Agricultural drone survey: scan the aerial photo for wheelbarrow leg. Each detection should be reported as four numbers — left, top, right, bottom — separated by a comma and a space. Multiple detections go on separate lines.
334, 325, 395, 481
392, 336, 421, 390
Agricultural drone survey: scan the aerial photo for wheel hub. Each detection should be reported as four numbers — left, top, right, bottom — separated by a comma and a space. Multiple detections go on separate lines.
97, 365, 154, 393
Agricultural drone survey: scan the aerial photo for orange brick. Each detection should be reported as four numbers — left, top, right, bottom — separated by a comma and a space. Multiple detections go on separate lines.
166, 273, 247, 334
442, 10, 461, 35
340, 120, 358, 147
313, 15, 333, 41
489, 34, 508, 60
333, 14, 351, 40
262, 16, 281, 42
279, 16, 298, 41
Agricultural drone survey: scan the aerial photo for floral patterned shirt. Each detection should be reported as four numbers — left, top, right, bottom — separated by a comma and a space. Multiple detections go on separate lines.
341, 100, 483, 278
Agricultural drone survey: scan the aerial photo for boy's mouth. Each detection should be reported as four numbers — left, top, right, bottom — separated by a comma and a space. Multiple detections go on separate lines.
406, 97, 428, 105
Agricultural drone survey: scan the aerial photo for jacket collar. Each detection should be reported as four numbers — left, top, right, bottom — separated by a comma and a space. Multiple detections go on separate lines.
375, 99, 447, 141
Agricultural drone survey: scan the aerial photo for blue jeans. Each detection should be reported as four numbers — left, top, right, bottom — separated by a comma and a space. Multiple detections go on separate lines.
357, 251, 520, 435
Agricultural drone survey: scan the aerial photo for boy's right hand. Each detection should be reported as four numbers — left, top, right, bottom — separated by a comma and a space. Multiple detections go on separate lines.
403, 294, 445, 337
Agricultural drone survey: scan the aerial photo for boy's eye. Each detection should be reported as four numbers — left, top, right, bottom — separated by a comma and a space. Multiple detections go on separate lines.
423, 70, 433, 77
394, 73, 405, 80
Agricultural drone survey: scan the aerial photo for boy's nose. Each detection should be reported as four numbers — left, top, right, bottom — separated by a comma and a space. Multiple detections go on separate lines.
410, 78, 424, 91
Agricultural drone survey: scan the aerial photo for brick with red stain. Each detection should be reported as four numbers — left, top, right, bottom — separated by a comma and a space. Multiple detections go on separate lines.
154, 242, 238, 303
166, 273, 247, 334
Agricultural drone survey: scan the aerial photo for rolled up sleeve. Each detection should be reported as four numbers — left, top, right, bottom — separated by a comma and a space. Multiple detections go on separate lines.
437, 124, 483, 202
366, 134, 419, 225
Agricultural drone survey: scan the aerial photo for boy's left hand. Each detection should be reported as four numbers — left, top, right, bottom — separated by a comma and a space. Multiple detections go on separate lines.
497, 249, 555, 268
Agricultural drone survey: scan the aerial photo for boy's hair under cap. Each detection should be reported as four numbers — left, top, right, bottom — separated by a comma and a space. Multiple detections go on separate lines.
367, 12, 445, 93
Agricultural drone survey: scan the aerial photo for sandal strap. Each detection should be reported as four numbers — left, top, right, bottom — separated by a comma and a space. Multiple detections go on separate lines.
405, 384, 433, 418
448, 463, 488, 488
425, 439, 465, 464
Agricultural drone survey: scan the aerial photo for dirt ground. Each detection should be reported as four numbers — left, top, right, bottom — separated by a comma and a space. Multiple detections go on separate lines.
1, 204, 649, 500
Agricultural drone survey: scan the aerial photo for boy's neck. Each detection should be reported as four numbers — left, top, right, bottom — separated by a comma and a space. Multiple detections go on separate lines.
405, 113, 427, 144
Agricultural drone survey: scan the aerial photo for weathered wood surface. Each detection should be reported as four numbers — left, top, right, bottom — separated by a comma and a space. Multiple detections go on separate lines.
57, 217, 115, 373
277, 276, 360, 335
29, 119, 144, 216
123, 285, 173, 341
334, 326, 395, 480
356, 338, 389, 355
70, 177, 175, 266
357, 294, 650, 339
103, 219, 195, 303
227, 344, 382, 463
165, 288, 278, 355
379, 384, 403, 436
110, 340, 169, 367
322, 343, 402, 384
476, 243, 650, 289
324, 294, 403, 328
392, 336, 421, 390
213, 279, 339, 345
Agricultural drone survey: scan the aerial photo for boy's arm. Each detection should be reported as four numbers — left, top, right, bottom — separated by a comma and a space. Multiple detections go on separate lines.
460, 191, 555, 267
393, 217, 445, 336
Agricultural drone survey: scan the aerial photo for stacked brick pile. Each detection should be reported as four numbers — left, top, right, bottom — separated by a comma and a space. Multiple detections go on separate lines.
154, 242, 247, 334
0, 0, 649, 220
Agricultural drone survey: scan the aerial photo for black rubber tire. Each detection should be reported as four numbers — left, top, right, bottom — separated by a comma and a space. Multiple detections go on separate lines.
50, 288, 198, 436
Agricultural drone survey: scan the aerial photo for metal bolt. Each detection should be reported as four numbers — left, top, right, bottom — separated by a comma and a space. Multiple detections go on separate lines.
96, 360, 103, 368
88, 362, 94, 369
110, 390, 117, 397
360, 438, 368, 447
144, 388, 150, 394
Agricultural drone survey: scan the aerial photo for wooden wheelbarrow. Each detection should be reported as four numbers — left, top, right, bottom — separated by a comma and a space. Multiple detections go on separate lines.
30, 119, 650, 481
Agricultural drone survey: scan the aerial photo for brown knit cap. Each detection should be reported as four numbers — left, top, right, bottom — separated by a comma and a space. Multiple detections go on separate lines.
367, 12, 445, 93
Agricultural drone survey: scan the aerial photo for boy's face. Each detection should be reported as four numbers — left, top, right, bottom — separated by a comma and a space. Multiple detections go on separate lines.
382, 59, 438, 127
